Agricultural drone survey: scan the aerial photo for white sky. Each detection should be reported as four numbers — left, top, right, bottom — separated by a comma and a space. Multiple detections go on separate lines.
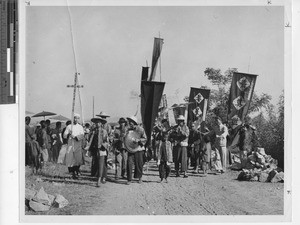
26, 6, 284, 122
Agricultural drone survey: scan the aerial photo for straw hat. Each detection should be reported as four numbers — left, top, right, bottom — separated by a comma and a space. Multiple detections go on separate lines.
127, 116, 138, 125
91, 117, 107, 123
96, 111, 110, 118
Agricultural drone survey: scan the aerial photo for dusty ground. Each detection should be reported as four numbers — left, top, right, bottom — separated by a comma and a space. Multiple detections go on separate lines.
25, 157, 284, 215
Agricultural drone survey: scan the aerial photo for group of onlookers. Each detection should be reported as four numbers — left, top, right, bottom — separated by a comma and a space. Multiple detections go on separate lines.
26, 111, 259, 187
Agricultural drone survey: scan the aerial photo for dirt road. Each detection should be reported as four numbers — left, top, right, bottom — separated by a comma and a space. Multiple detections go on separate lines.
25, 159, 284, 215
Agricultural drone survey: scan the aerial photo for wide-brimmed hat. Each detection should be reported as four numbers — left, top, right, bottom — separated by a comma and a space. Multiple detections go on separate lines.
91, 117, 107, 123
177, 115, 185, 121
96, 111, 110, 118
127, 116, 138, 125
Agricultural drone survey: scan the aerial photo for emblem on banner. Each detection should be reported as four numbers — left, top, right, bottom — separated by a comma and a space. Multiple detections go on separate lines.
194, 93, 204, 104
237, 77, 250, 91
233, 96, 246, 110
193, 106, 202, 117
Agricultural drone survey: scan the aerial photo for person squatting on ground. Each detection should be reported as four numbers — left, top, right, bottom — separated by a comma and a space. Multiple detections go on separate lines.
113, 117, 128, 179
212, 116, 229, 174
170, 115, 190, 178
63, 113, 85, 179
157, 131, 173, 183
125, 116, 147, 184
89, 117, 109, 187
188, 122, 202, 173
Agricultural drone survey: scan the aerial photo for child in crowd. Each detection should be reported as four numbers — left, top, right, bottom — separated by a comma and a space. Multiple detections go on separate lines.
157, 132, 173, 183
30, 134, 42, 174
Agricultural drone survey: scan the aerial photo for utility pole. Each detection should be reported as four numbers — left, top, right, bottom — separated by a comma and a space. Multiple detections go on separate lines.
66, 72, 83, 130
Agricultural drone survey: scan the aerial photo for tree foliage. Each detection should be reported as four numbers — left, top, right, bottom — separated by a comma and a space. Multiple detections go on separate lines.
251, 93, 284, 169
183, 68, 284, 169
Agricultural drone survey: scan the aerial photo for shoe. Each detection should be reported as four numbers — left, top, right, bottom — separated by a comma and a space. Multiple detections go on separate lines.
126, 181, 131, 185
183, 175, 188, 178
215, 171, 221, 175
175, 172, 180, 177
165, 179, 168, 183
96, 178, 101, 187
158, 179, 163, 183
221, 170, 225, 174
101, 179, 106, 184
138, 178, 143, 184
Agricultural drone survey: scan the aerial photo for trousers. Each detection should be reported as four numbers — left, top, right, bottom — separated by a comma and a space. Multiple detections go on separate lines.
159, 161, 171, 179
127, 151, 144, 181
174, 145, 187, 173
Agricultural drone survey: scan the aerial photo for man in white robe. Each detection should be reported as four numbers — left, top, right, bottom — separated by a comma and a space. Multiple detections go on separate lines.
63, 113, 84, 179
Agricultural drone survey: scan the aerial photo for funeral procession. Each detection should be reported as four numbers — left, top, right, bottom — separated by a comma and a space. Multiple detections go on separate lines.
24, 6, 284, 216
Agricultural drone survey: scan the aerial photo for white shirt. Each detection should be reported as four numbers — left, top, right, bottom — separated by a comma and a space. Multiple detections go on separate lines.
63, 123, 84, 139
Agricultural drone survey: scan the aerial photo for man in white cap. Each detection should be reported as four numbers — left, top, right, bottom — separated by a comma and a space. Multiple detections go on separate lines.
170, 115, 190, 178
125, 116, 147, 184
63, 113, 85, 179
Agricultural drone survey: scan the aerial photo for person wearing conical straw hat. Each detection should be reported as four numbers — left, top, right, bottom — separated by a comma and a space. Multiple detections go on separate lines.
125, 116, 147, 184
89, 117, 110, 187
63, 113, 85, 179
170, 115, 189, 178
96, 111, 112, 135
113, 117, 128, 180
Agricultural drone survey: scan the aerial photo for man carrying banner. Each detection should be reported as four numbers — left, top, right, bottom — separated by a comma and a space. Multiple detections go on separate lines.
170, 115, 190, 178
63, 113, 85, 179
227, 72, 258, 169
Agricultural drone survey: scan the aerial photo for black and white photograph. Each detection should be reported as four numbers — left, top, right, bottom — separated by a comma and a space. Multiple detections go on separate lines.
1, 0, 299, 224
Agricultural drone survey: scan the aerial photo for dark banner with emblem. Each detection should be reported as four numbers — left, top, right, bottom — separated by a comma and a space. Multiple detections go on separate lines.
228, 72, 258, 122
187, 87, 210, 127
141, 81, 165, 142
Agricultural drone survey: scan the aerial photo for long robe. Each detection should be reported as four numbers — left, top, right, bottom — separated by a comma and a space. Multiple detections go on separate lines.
63, 123, 84, 167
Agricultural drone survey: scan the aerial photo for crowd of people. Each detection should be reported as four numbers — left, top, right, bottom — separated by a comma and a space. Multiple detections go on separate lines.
25, 111, 260, 187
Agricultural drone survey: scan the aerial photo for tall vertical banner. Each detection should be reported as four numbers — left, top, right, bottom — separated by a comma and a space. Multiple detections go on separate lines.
187, 87, 210, 127
141, 81, 165, 142
158, 94, 169, 121
141, 67, 149, 81
148, 37, 164, 81
228, 72, 258, 122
